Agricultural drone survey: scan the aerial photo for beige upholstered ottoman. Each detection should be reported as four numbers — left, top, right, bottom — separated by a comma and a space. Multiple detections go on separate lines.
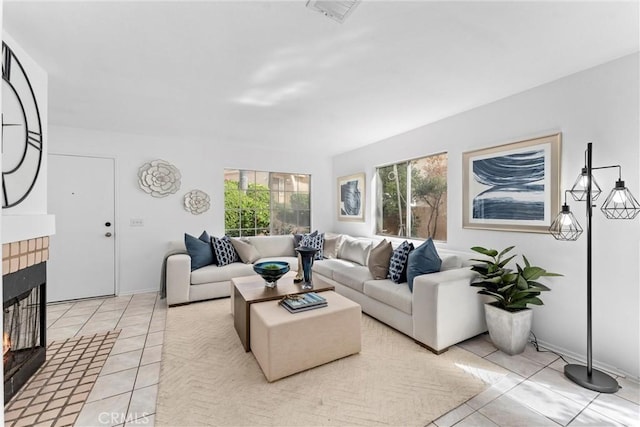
250, 291, 361, 382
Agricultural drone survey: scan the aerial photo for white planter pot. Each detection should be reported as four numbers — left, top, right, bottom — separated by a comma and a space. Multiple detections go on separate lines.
484, 303, 533, 355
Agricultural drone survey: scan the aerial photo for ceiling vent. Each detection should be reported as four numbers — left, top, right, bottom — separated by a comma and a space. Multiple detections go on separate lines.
306, 0, 361, 23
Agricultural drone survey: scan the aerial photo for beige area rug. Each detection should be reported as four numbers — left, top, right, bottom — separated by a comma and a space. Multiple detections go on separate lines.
156, 299, 507, 427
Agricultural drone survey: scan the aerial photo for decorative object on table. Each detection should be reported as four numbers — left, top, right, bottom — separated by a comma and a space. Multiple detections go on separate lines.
183, 189, 210, 215
279, 292, 327, 313
2, 42, 44, 208
293, 254, 304, 283
138, 159, 181, 197
470, 246, 561, 355
300, 231, 324, 260
253, 261, 290, 289
293, 231, 318, 283
548, 142, 639, 393
462, 133, 561, 233
337, 173, 365, 222
295, 246, 318, 289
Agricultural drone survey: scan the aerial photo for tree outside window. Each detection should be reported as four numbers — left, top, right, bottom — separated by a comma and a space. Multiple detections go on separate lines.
376, 153, 447, 241
224, 169, 311, 236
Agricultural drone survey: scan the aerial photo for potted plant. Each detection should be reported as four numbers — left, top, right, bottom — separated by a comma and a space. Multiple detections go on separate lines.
470, 246, 562, 355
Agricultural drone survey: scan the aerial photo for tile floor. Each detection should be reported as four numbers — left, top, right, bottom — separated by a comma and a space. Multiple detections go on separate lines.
4, 331, 120, 426
45, 292, 166, 426
436, 334, 640, 427
11, 292, 639, 426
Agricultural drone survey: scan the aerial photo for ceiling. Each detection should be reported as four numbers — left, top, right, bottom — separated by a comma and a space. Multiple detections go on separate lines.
4, 1, 639, 156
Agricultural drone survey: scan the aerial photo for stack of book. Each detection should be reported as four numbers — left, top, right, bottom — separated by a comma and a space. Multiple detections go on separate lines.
280, 292, 327, 313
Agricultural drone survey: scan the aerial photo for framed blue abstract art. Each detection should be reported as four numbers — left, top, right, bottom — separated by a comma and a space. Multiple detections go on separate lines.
463, 133, 561, 233
338, 172, 365, 222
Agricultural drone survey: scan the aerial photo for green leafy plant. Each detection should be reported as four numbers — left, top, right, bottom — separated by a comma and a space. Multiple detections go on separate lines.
470, 246, 562, 312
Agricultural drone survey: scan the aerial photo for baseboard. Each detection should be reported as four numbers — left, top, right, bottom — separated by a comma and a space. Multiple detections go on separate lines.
536, 338, 639, 382
116, 288, 160, 297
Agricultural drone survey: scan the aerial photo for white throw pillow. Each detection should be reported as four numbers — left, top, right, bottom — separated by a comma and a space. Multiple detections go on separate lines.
338, 237, 372, 266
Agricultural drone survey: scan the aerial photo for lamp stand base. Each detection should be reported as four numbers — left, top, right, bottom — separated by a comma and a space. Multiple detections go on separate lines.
564, 364, 619, 393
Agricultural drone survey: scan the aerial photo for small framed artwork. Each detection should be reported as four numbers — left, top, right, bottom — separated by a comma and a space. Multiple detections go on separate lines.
463, 133, 561, 233
337, 173, 365, 222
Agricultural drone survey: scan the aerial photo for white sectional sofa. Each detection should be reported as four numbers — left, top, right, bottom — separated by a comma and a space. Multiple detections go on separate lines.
163, 233, 487, 353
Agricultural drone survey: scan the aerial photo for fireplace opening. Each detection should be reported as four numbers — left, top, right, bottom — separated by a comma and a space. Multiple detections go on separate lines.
3, 262, 46, 403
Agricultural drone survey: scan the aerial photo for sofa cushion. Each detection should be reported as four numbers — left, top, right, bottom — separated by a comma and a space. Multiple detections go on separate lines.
338, 237, 372, 266
388, 241, 414, 283
363, 279, 412, 315
184, 232, 215, 271
367, 239, 393, 279
231, 238, 261, 264
301, 232, 324, 260
331, 264, 373, 293
323, 234, 343, 259
311, 258, 355, 280
440, 254, 462, 271
190, 262, 255, 285
212, 235, 239, 266
247, 235, 295, 258
406, 238, 442, 291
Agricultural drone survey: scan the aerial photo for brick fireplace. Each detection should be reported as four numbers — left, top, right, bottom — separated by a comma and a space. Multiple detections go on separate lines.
2, 237, 50, 403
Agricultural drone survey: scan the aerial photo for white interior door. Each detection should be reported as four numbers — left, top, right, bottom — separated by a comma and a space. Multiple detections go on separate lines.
47, 154, 115, 302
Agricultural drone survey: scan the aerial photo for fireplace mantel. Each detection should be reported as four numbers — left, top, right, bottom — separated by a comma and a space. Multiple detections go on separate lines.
2, 215, 56, 244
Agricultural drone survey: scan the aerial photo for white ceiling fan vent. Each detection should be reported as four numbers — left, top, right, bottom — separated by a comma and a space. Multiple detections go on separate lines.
306, 0, 361, 23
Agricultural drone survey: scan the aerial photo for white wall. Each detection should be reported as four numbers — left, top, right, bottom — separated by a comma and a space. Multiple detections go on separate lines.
48, 127, 333, 296
332, 53, 640, 379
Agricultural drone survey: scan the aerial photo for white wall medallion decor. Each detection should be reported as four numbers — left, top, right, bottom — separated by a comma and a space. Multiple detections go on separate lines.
183, 190, 210, 215
138, 159, 181, 198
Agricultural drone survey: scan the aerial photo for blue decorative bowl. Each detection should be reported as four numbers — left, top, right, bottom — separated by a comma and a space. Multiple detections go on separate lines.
253, 261, 290, 288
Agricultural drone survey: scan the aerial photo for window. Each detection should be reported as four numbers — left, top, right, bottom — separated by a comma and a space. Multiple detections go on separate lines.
376, 153, 448, 241
224, 169, 311, 237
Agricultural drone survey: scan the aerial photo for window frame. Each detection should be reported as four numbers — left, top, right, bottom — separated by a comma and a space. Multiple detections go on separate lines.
375, 152, 448, 242
224, 169, 311, 237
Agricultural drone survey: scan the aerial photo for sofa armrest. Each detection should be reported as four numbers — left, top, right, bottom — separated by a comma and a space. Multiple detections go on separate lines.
411, 268, 487, 352
166, 254, 191, 306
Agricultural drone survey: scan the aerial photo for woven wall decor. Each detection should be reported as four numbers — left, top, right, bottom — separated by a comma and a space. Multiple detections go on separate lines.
183, 189, 210, 215
138, 159, 181, 198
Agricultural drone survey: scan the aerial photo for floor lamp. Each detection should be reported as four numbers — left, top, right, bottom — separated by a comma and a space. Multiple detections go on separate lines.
549, 142, 640, 393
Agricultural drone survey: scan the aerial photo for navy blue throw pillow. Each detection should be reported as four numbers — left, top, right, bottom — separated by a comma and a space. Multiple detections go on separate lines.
406, 238, 442, 292
185, 231, 215, 271
387, 241, 414, 284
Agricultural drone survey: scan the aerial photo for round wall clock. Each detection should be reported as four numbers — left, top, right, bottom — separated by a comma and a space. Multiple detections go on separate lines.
2, 42, 43, 208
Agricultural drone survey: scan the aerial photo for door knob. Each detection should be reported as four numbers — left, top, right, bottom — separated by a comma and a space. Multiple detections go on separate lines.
105, 232, 112, 237
105, 222, 112, 227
